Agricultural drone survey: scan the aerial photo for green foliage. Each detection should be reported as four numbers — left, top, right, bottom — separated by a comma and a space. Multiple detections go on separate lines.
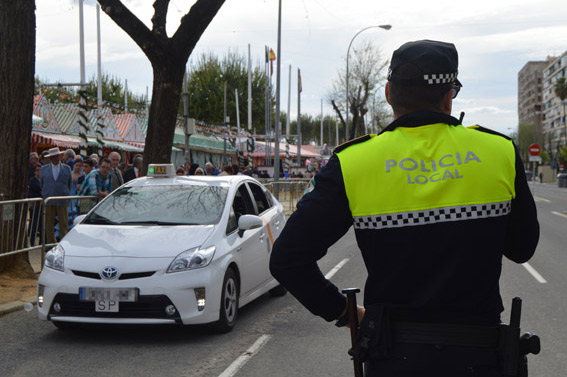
554, 77, 567, 101
289, 114, 341, 147
35, 74, 147, 114
185, 51, 272, 133
517, 123, 544, 163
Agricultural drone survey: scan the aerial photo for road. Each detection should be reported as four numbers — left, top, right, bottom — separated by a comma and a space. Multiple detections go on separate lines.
0, 182, 565, 377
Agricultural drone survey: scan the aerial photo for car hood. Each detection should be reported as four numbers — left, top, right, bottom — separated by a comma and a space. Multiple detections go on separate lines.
60, 224, 215, 258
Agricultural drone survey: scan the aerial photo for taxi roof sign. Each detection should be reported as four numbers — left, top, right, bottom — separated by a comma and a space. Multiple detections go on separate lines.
148, 163, 175, 178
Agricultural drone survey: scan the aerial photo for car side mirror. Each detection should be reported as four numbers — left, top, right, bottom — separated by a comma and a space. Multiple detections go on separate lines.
237, 214, 263, 237
73, 214, 87, 227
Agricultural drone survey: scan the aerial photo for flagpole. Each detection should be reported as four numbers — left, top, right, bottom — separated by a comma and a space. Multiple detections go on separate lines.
297, 68, 301, 167
320, 99, 323, 148
273, 0, 282, 188
248, 44, 252, 130
287, 64, 291, 138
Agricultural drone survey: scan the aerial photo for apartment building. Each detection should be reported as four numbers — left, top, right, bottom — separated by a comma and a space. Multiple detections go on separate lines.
518, 61, 548, 129
542, 51, 567, 152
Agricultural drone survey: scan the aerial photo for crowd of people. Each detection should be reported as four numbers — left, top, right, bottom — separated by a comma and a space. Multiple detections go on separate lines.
27, 147, 314, 245
27, 147, 144, 244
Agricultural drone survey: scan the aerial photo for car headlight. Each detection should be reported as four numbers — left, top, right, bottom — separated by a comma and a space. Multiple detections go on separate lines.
45, 244, 65, 272
167, 246, 216, 273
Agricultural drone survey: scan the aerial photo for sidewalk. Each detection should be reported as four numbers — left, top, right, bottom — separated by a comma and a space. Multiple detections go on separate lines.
0, 249, 42, 317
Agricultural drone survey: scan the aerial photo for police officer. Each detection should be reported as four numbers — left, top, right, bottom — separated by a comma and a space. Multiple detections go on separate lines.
270, 40, 539, 376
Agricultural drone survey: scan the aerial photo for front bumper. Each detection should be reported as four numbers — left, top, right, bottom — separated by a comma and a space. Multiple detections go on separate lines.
37, 262, 224, 325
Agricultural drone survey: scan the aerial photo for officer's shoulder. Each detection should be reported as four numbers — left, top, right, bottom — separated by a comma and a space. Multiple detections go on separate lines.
467, 125, 511, 140
333, 134, 373, 154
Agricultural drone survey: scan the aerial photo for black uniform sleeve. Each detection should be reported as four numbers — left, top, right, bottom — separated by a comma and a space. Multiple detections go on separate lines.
270, 155, 352, 321
503, 145, 539, 263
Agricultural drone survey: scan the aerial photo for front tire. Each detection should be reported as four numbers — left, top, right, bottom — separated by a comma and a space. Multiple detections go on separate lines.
212, 268, 239, 333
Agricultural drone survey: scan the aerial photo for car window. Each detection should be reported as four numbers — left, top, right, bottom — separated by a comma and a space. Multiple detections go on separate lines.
232, 184, 255, 218
247, 182, 272, 214
85, 184, 228, 225
226, 206, 238, 234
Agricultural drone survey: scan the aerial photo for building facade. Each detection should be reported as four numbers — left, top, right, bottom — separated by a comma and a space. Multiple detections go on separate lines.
518, 61, 548, 129
542, 51, 567, 155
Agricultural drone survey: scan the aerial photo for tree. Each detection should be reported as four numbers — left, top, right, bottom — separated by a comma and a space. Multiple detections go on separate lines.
517, 123, 544, 165
185, 51, 271, 132
35, 73, 146, 113
0, 0, 36, 276
327, 41, 390, 141
98, 0, 226, 173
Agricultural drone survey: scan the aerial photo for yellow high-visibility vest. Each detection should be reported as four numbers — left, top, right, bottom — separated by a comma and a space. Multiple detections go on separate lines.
337, 123, 516, 229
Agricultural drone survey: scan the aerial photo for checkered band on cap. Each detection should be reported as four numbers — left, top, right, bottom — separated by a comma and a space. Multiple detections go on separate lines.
423, 73, 457, 85
353, 201, 511, 230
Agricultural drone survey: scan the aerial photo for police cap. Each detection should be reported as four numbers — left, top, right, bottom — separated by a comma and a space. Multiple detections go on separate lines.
387, 40, 462, 88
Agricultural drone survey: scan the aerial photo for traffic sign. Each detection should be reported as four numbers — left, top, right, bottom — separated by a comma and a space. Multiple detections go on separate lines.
529, 144, 541, 156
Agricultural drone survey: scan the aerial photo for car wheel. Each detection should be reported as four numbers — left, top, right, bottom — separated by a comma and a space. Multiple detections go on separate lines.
269, 284, 287, 297
212, 268, 239, 333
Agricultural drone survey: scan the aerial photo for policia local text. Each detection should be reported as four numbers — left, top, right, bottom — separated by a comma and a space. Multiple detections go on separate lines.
385, 151, 481, 184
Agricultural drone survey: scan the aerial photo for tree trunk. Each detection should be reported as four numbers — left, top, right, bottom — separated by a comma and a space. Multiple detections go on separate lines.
0, 0, 36, 275
142, 62, 186, 172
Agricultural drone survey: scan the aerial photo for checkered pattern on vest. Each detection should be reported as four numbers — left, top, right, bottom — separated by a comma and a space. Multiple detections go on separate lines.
353, 201, 512, 230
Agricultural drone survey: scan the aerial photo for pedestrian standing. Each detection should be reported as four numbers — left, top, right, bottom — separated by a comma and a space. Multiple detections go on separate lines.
40, 147, 72, 244
270, 40, 539, 377
108, 151, 124, 191
78, 158, 112, 199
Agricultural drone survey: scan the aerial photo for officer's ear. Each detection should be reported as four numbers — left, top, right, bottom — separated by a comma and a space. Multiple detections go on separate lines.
441, 88, 453, 115
385, 82, 391, 105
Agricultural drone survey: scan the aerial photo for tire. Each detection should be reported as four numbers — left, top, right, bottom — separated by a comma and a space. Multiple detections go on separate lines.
212, 268, 239, 333
269, 284, 287, 297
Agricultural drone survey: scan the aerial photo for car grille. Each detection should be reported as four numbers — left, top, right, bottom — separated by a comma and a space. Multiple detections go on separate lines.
71, 270, 156, 280
48, 293, 181, 322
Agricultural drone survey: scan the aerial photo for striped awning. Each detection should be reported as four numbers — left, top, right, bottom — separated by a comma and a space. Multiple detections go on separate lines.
31, 131, 80, 149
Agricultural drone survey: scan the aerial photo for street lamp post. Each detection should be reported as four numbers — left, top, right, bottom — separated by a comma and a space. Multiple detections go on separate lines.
345, 24, 391, 142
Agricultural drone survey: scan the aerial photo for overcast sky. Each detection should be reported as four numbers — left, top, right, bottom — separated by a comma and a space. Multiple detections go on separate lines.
36, 0, 567, 136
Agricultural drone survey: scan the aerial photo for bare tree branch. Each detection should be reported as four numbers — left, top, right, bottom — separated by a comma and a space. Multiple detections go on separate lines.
97, 0, 164, 62
151, 0, 170, 39
172, 0, 225, 61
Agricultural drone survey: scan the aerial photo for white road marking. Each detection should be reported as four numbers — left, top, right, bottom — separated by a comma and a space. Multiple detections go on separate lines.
534, 197, 550, 202
552, 211, 567, 219
325, 258, 350, 279
217, 334, 272, 377
522, 262, 547, 284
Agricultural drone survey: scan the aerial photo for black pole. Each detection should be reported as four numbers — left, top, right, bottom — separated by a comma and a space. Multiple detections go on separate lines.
342, 288, 363, 377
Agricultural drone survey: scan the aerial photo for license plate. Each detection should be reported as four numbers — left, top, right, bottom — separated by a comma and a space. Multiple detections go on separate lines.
79, 287, 138, 302
96, 300, 119, 312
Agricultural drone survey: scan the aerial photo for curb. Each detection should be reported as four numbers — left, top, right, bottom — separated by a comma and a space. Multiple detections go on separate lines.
0, 296, 36, 318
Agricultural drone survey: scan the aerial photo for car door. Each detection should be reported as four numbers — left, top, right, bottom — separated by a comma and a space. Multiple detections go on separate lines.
227, 183, 267, 296
245, 181, 283, 283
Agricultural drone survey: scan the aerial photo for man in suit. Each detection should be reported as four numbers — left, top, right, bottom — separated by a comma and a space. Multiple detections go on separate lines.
40, 147, 72, 244
124, 155, 143, 182
108, 151, 124, 191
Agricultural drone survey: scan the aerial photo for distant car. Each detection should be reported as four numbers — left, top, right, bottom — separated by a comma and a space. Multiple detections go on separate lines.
37, 164, 287, 332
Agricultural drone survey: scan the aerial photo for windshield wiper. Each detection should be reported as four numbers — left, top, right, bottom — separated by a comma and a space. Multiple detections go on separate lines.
84, 216, 119, 225
118, 220, 196, 226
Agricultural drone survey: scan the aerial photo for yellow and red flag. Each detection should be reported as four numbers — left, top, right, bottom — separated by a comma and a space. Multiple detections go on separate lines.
269, 48, 276, 75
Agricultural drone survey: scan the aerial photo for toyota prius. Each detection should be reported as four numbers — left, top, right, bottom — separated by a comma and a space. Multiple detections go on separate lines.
37, 164, 287, 332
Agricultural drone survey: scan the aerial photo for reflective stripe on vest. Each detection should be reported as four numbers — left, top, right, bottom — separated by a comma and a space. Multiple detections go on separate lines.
337, 123, 516, 229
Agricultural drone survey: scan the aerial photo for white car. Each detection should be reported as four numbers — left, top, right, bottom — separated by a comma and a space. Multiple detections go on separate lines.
37, 164, 287, 332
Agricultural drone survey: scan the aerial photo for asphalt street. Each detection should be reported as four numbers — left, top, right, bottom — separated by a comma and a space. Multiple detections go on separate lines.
0, 182, 565, 377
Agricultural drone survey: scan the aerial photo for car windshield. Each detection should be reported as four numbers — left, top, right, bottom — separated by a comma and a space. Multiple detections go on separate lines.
85, 184, 229, 226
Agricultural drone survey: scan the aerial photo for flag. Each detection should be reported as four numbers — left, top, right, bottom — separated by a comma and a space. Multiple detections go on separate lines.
298, 69, 302, 93
269, 48, 276, 76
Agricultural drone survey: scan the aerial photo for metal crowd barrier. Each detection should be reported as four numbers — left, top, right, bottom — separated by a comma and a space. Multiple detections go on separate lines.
261, 178, 311, 214
0, 195, 97, 271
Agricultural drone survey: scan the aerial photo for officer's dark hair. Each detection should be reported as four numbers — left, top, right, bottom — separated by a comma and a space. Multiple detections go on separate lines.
83, 158, 94, 168
388, 63, 452, 113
